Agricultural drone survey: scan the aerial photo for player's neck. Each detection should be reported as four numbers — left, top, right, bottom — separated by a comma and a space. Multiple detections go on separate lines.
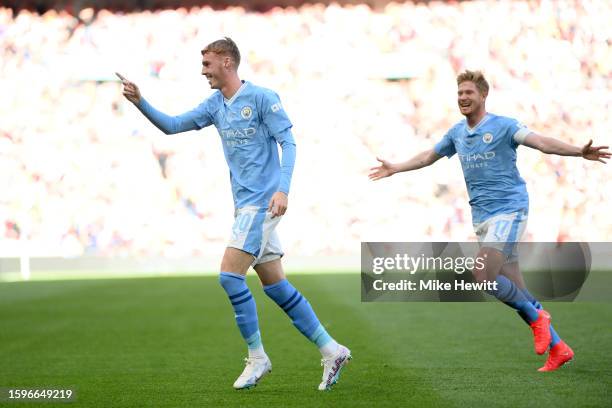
466, 109, 487, 128
220, 76, 243, 100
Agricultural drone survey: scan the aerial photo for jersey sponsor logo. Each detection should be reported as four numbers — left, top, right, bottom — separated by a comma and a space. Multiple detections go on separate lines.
483, 133, 493, 143
459, 151, 496, 169
458, 151, 496, 162
220, 127, 256, 139
220, 127, 257, 147
241, 106, 253, 119
271, 102, 282, 113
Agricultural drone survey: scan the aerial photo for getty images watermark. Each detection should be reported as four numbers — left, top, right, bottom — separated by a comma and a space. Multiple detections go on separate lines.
371, 253, 497, 292
362, 242, 610, 302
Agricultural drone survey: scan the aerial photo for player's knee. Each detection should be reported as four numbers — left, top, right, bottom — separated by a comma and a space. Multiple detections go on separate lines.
219, 272, 242, 292
473, 247, 504, 282
472, 264, 487, 283
220, 257, 232, 273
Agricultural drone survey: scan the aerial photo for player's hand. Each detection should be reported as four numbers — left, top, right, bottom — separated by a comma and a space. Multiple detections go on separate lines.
581, 139, 610, 163
268, 192, 288, 218
368, 157, 397, 180
115, 72, 141, 105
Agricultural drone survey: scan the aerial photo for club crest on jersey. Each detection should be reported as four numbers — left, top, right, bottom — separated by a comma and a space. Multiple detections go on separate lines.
241, 106, 253, 119
483, 133, 493, 143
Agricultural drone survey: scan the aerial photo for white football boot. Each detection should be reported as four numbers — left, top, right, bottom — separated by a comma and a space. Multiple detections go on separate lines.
233, 355, 272, 390
318, 345, 351, 391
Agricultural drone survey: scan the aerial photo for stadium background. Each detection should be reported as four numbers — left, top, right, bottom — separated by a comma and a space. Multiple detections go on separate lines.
1, 0, 611, 277
1, 1, 611, 407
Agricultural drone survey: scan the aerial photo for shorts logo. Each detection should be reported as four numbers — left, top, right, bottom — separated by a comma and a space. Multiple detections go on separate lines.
241, 106, 253, 119
483, 133, 493, 143
271, 103, 282, 113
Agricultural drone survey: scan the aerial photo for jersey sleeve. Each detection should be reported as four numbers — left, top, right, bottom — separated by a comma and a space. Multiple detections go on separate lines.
507, 118, 531, 146
137, 97, 214, 134
188, 98, 215, 129
434, 129, 457, 158
274, 128, 296, 195
259, 90, 293, 135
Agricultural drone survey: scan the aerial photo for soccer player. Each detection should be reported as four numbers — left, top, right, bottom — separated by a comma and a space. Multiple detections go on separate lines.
369, 70, 610, 371
117, 37, 350, 390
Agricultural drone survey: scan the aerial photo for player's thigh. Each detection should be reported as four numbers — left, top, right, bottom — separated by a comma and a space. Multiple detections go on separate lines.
220, 247, 255, 275
254, 259, 286, 286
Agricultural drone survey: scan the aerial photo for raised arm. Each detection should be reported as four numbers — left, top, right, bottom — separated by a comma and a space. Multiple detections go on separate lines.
523, 133, 610, 163
116, 72, 209, 135
369, 148, 443, 181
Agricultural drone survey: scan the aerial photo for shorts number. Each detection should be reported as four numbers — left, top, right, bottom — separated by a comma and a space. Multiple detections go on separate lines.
235, 212, 253, 234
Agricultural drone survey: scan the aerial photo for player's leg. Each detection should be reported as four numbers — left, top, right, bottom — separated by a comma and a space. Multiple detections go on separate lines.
254, 230, 351, 390
501, 262, 573, 370
220, 207, 272, 389
219, 247, 265, 358
472, 246, 539, 323
255, 258, 342, 355
500, 262, 561, 346
473, 211, 551, 354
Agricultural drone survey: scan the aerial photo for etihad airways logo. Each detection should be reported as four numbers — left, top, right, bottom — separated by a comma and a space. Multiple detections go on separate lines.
220, 127, 256, 139
458, 151, 496, 162
459, 151, 496, 169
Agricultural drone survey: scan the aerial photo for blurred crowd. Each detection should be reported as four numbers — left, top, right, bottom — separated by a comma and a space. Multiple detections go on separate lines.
1, 0, 610, 258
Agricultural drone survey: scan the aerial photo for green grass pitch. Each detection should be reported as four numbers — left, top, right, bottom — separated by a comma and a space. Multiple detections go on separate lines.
1, 273, 611, 407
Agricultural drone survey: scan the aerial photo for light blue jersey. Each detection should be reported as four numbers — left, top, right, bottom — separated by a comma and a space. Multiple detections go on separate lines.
434, 113, 531, 224
137, 81, 296, 209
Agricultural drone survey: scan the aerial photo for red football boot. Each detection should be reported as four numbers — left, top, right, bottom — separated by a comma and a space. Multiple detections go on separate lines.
529, 309, 552, 355
538, 341, 574, 372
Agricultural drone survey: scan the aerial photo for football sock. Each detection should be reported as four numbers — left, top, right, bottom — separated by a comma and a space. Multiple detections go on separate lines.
246, 332, 266, 358
518, 288, 562, 347
264, 279, 336, 355
487, 275, 539, 322
219, 272, 262, 352
311, 325, 340, 357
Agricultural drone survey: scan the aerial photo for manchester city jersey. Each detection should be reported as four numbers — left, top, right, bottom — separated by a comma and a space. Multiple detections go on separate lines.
138, 81, 295, 209
434, 113, 531, 224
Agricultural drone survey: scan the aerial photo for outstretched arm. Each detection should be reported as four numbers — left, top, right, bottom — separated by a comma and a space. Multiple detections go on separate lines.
369, 148, 442, 181
523, 133, 610, 163
116, 72, 207, 135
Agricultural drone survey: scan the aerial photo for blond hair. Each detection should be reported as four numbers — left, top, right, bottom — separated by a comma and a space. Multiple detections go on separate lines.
202, 37, 241, 68
456, 70, 489, 96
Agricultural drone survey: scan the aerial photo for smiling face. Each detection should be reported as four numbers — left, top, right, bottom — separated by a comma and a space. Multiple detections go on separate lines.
457, 80, 486, 118
201, 51, 228, 90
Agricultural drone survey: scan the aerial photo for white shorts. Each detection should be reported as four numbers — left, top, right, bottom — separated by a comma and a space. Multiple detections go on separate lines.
228, 205, 284, 266
473, 210, 528, 263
